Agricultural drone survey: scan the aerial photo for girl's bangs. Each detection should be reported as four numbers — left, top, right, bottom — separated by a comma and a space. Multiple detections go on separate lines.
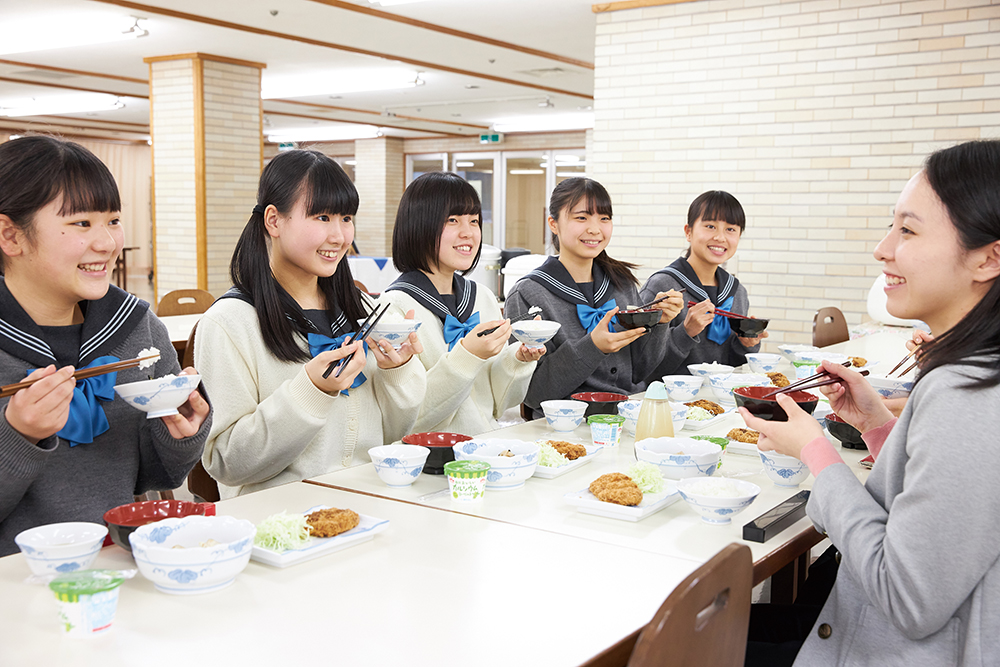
572, 188, 613, 218
55, 150, 121, 216
694, 192, 744, 228
446, 188, 482, 218
302, 164, 359, 217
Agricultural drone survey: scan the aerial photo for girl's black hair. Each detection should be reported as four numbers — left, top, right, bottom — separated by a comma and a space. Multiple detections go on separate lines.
684, 190, 745, 259
392, 171, 483, 275
911, 140, 1000, 389
548, 177, 638, 289
230, 149, 366, 363
0, 136, 121, 271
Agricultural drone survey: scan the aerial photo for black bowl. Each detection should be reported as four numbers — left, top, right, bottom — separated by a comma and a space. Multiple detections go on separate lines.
733, 386, 818, 421
616, 309, 660, 330
729, 317, 769, 338
402, 432, 473, 474
571, 392, 629, 418
825, 414, 866, 449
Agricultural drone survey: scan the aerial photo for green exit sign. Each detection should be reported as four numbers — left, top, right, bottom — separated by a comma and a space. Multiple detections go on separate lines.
479, 133, 503, 144
278, 142, 295, 152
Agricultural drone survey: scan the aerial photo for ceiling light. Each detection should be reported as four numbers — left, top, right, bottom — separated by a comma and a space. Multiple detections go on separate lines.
538, 97, 555, 108
0, 94, 125, 118
344, 160, 357, 166
556, 172, 586, 177
266, 125, 381, 143
492, 113, 594, 134
0, 15, 148, 56
262, 68, 423, 99
455, 161, 475, 167
509, 169, 544, 175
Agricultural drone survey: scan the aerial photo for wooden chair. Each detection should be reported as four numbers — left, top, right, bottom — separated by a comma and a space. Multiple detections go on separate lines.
580, 543, 752, 667
812, 306, 849, 348
156, 289, 214, 316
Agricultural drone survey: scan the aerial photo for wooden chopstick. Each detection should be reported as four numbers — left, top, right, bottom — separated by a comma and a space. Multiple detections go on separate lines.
897, 360, 918, 377
0, 354, 160, 398
888, 344, 921, 377
635, 288, 685, 311
761, 360, 853, 398
686, 301, 752, 320
478, 306, 541, 337
775, 370, 869, 395
322, 304, 383, 379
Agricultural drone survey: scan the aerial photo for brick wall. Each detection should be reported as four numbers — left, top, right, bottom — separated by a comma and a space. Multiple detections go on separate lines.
354, 137, 405, 256
593, 0, 1000, 346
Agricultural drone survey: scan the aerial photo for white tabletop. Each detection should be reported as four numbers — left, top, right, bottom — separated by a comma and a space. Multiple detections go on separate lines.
0, 482, 700, 666
158, 313, 202, 344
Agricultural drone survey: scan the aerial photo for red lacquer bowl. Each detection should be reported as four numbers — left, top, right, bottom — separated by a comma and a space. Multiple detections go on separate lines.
402, 432, 473, 475
571, 392, 630, 417
103, 500, 215, 551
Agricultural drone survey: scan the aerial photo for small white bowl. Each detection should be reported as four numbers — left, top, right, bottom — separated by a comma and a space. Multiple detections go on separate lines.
368, 444, 431, 488
114, 374, 201, 418
511, 320, 561, 349
670, 402, 688, 433
676, 478, 761, 525
687, 362, 735, 378
370, 321, 422, 349
14, 522, 108, 576
617, 400, 641, 435
635, 437, 721, 479
130, 515, 256, 594
795, 350, 850, 365
777, 344, 817, 358
867, 375, 914, 400
660, 375, 704, 401
707, 373, 771, 402
452, 438, 540, 490
758, 449, 810, 487
745, 353, 783, 374
540, 399, 587, 432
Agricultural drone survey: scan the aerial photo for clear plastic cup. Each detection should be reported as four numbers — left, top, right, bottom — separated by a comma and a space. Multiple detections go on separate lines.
48, 570, 126, 637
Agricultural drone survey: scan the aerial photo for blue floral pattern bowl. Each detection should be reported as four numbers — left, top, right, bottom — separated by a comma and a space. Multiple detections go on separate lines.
660, 375, 704, 401
634, 437, 722, 480
540, 400, 588, 432
14, 522, 108, 576
452, 438, 540, 490
130, 515, 256, 594
676, 478, 761, 525
370, 321, 422, 350
368, 444, 430, 488
511, 320, 561, 349
758, 449, 810, 487
114, 374, 200, 419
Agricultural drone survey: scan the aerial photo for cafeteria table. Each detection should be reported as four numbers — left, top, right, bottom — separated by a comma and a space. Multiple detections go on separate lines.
158, 313, 202, 360
0, 481, 700, 666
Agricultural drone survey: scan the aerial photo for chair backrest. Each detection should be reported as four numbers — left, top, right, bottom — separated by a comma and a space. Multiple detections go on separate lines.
179, 319, 221, 503
156, 289, 214, 316
812, 306, 850, 347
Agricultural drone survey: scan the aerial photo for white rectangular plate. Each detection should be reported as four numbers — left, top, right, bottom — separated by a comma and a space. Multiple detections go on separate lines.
683, 407, 735, 431
532, 444, 602, 479
251, 505, 389, 568
564, 482, 680, 522
725, 439, 760, 457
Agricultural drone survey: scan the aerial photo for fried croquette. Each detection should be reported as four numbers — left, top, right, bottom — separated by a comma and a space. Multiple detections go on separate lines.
589, 472, 643, 506
548, 440, 587, 461
684, 399, 725, 416
305, 508, 360, 538
766, 372, 790, 387
850, 356, 867, 368
726, 428, 760, 444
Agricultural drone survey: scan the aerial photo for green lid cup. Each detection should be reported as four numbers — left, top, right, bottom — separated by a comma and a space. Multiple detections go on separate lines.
792, 360, 821, 381
48, 570, 126, 637
444, 460, 491, 502
588, 414, 625, 448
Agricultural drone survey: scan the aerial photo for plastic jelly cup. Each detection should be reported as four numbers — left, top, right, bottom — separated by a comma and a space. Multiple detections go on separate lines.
792, 360, 821, 381
444, 460, 491, 502
48, 570, 125, 637
588, 414, 625, 447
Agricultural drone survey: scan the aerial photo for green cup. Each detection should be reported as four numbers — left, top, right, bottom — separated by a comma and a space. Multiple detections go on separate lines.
588, 414, 625, 447
444, 460, 491, 501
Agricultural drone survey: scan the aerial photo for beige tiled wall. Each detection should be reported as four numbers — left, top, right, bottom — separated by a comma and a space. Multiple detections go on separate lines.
354, 137, 405, 257
592, 0, 1000, 346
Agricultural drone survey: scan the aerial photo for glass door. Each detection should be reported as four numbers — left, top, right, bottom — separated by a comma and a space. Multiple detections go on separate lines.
501, 151, 549, 254
451, 152, 500, 248
405, 153, 448, 184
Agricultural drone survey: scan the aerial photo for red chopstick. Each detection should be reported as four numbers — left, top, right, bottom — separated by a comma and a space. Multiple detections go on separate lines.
686, 301, 752, 320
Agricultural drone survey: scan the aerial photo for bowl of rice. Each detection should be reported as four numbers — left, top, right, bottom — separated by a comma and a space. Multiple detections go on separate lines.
369, 314, 422, 350
511, 319, 561, 349
676, 477, 761, 525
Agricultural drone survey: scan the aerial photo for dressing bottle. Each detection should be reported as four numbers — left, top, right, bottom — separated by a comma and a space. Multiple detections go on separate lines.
634, 380, 675, 442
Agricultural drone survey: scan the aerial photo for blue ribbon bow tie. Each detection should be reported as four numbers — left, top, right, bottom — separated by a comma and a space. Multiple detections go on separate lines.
443, 312, 480, 351
707, 295, 735, 345
576, 300, 617, 334
41, 355, 119, 447
307, 333, 368, 395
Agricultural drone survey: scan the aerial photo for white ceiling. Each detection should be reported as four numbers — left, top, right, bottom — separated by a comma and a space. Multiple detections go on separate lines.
0, 0, 600, 142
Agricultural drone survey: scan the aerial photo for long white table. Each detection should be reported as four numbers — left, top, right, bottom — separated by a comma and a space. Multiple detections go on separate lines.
0, 482, 700, 666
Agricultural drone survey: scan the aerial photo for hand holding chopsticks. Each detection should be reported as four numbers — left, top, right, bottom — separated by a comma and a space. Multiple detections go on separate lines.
0, 353, 161, 399
761, 360, 853, 398
321, 304, 389, 380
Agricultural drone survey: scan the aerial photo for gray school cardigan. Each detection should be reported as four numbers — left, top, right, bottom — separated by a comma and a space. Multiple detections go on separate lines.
795, 360, 1000, 666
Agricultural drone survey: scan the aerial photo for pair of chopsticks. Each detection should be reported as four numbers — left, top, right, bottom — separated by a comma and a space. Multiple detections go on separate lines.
634, 288, 685, 311
686, 300, 752, 320
478, 306, 541, 337
322, 304, 389, 379
0, 354, 160, 398
761, 360, 853, 398
887, 344, 921, 378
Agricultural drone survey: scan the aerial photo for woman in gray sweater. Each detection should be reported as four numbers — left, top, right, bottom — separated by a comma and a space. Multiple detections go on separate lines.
743, 139, 1000, 666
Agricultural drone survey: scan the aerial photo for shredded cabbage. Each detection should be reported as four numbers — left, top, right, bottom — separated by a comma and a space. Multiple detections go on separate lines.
538, 441, 570, 467
626, 462, 665, 494
254, 512, 312, 552
686, 406, 713, 421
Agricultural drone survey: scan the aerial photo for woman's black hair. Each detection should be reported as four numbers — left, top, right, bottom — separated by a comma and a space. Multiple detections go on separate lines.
0, 135, 121, 271
392, 171, 483, 275
548, 177, 638, 289
230, 149, 366, 363
911, 139, 1000, 389
683, 190, 745, 259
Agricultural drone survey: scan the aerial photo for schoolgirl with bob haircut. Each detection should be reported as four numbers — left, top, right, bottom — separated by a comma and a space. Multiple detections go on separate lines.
378, 171, 540, 436
505, 177, 683, 418
195, 149, 426, 497
0, 136, 210, 556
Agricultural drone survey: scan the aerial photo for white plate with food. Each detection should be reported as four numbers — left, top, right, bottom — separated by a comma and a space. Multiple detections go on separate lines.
251, 505, 389, 568
564, 482, 680, 522
532, 441, 602, 479
684, 407, 735, 431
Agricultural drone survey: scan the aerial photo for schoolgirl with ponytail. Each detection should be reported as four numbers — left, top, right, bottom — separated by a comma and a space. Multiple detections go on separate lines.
195, 149, 426, 498
504, 177, 684, 418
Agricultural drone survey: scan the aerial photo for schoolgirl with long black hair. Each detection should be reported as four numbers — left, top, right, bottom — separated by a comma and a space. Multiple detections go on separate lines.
195, 149, 425, 498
